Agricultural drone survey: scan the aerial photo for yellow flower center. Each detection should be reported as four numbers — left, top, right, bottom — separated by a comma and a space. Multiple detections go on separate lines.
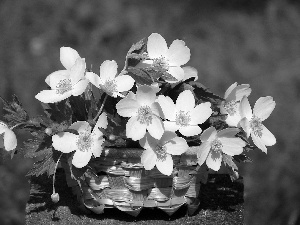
223, 100, 238, 116
77, 131, 92, 152
152, 57, 169, 72
137, 105, 153, 125
250, 116, 263, 138
56, 79, 72, 94
154, 145, 167, 161
102, 79, 117, 96
176, 110, 191, 127
211, 139, 223, 153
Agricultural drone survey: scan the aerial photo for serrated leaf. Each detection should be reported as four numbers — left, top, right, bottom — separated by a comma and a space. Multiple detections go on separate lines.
1, 95, 29, 125
233, 153, 253, 163
127, 67, 153, 85
127, 38, 146, 55
42, 100, 72, 124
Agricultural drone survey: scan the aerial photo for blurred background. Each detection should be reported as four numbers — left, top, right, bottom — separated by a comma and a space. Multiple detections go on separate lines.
1, 0, 300, 224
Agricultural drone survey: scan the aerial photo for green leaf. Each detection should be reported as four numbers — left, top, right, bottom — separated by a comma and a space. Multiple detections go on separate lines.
127, 67, 152, 85
127, 38, 146, 55
222, 154, 238, 171
42, 99, 72, 124
233, 153, 253, 163
1, 95, 29, 126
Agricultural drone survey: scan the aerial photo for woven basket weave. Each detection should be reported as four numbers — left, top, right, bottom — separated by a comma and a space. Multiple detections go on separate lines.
61, 146, 207, 217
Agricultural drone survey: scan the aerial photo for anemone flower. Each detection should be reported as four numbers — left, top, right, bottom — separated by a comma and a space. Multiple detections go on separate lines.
139, 131, 188, 176
35, 47, 89, 103
239, 96, 276, 153
220, 82, 252, 127
116, 85, 164, 141
52, 113, 107, 168
157, 90, 212, 137
86, 60, 134, 98
140, 33, 190, 83
197, 127, 246, 171
0, 121, 17, 151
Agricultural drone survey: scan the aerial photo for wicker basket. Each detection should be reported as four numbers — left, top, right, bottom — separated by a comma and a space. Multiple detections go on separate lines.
61, 146, 207, 217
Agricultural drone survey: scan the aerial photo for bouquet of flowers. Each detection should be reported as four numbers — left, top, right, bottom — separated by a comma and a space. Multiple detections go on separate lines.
0, 33, 276, 216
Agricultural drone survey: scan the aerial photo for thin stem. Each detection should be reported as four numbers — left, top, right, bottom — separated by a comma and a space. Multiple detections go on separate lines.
93, 94, 108, 122
10, 122, 27, 130
52, 153, 64, 194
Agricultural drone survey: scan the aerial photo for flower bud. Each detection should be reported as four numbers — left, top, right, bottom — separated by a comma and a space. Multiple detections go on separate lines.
51, 192, 59, 203
45, 128, 52, 136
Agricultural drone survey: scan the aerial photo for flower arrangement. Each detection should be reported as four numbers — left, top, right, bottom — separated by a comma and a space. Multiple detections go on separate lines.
0, 33, 276, 216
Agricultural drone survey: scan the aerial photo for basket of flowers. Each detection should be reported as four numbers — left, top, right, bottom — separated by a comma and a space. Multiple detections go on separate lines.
0, 33, 276, 217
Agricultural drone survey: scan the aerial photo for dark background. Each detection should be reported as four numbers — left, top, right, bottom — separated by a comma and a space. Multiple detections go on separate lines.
1, 0, 300, 224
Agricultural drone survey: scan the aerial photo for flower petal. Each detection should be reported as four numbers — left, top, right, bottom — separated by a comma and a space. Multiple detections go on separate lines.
115, 75, 135, 92
200, 126, 217, 142
136, 85, 156, 106
147, 116, 164, 140
151, 102, 164, 119
69, 121, 91, 133
239, 96, 252, 120
147, 33, 168, 59
100, 60, 118, 81
35, 90, 71, 103
139, 132, 159, 150
166, 66, 184, 83
219, 137, 245, 156
234, 84, 251, 101
159, 131, 177, 145
190, 102, 212, 125
126, 116, 147, 141
253, 96, 275, 121
224, 110, 242, 127
60, 47, 80, 70
251, 132, 267, 153
179, 125, 202, 137
3, 129, 17, 151
261, 124, 276, 147
224, 82, 237, 99
165, 137, 188, 155
70, 58, 86, 84
206, 151, 222, 171
45, 70, 70, 89
91, 137, 105, 157
182, 66, 198, 81
0, 122, 8, 134
116, 98, 139, 117
94, 112, 108, 131
72, 149, 92, 168
217, 128, 240, 138
141, 148, 157, 170
197, 141, 211, 166
156, 95, 176, 120
176, 90, 195, 112
52, 132, 78, 153
85, 72, 102, 88
71, 79, 89, 96
156, 154, 173, 176
239, 117, 251, 138
163, 121, 179, 132
166, 39, 190, 66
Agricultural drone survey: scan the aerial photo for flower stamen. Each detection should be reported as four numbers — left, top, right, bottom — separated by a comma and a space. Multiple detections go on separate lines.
152, 57, 169, 72
56, 79, 72, 94
176, 110, 191, 127
223, 100, 238, 116
250, 116, 263, 138
137, 106, 153, 125
101, 79, 117, 96
211, 139, 223, 153
77, 131, 92, 152
154, 145, 167, 161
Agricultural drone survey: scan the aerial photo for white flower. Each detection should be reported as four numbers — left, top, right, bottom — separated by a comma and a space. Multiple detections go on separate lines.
197, 127, 246, 171
116, 85, 164, 141
0, 121, 17, 151
35, 47, 89, 103
182, 66, 198, 82
86, 60, 134, 98
52, 113, 107, 168
220, 82, 251, 127
139, 131, 188, 176
141, 33, 191, 83
239, 96, 276, 153
157, 90, 212, 137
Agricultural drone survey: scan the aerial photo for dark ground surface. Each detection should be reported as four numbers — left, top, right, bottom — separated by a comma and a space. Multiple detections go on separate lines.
25, 169, 244, 225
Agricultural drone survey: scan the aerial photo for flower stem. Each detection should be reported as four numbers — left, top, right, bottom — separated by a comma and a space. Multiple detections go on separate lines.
52, 153, 64, 194
93, 94, 108, 122
10, 122, 28, 130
